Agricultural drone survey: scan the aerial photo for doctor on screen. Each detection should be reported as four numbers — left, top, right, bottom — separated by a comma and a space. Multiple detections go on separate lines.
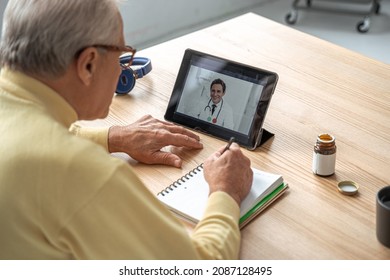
197, 78, 234, 129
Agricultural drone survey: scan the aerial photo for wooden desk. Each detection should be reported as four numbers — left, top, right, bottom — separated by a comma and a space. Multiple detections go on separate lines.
87, 13, 390, 259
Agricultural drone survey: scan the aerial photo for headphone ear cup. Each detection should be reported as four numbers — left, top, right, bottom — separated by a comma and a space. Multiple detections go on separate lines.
115, 68, 135, 95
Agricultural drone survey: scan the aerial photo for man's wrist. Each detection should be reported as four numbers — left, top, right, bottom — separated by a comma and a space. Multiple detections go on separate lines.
209, 187, 241, 206
108, 125, 121, 153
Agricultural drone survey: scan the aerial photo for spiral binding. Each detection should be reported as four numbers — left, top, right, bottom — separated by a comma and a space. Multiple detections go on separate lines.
158, 164, 203, 196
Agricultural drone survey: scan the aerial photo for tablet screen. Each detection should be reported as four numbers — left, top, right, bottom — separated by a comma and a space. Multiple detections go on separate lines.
165, 49, 278, 149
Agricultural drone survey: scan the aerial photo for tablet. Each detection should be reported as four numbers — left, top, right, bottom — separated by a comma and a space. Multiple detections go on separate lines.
164, 49, 278, 150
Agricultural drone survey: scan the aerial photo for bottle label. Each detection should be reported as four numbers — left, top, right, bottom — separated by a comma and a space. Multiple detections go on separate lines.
312, 152, 336, 176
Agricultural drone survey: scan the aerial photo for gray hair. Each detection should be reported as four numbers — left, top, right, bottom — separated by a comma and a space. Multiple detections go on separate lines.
0, 0, 122, 78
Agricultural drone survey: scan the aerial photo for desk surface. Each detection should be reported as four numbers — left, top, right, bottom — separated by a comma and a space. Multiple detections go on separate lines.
87, 13, 390, 259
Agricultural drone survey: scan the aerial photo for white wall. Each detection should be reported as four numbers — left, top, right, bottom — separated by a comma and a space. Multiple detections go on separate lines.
118, 0, 266, 49
0, 0, 6, 34
1, 0, 266, 49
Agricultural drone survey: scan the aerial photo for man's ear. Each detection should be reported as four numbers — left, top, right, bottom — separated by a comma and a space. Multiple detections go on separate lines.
75, 47, 98, 86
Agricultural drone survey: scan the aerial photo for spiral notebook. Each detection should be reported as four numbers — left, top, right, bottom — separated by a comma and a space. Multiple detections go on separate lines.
157, 164, 288, 229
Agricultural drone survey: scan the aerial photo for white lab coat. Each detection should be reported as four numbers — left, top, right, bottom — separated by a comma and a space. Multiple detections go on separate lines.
197, 99, 234, 130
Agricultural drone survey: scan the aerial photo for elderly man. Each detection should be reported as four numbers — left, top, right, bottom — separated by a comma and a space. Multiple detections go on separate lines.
0, 0, 252, 259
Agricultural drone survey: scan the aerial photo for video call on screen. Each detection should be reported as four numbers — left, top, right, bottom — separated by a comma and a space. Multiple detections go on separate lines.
176, 64, 266, 135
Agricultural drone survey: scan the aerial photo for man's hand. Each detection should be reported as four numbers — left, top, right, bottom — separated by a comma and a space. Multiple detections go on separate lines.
203, 143, 253, 206
108, 115, 203, 167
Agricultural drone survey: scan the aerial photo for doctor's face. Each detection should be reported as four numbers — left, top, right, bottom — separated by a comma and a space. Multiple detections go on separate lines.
210, 84, 225, 104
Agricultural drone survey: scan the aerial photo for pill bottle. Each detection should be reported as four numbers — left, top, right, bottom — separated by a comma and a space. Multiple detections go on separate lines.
312, 133, 336, 176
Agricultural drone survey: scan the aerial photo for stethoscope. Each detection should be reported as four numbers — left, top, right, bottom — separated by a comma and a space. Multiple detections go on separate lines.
204, 98, 223, 124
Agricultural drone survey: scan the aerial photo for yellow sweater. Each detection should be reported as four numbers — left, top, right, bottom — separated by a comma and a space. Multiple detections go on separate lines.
0, 69, 240, 259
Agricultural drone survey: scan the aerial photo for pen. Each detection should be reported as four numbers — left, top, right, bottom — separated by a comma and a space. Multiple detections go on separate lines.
221, 137, 235, 154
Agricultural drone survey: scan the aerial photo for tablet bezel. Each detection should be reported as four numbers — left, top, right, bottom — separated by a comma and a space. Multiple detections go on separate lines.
164, 49, 278, 150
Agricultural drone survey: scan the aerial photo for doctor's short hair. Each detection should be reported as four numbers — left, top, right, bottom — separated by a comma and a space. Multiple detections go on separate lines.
210, 78, 226, 93
0, 0, 122, 79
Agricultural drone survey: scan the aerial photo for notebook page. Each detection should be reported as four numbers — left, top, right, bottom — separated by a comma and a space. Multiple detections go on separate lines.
239, 169, 283, 216
158, 168, 208, 221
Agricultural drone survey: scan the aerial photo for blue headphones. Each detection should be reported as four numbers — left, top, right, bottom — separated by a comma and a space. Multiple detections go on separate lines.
116, 54, 152, 95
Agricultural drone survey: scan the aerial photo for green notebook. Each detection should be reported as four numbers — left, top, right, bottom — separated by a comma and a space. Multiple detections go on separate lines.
157, 164, 288, 229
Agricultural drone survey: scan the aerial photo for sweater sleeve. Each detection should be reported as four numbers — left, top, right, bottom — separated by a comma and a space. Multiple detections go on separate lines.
69, 123, 109, 151
191, 191, 241, 259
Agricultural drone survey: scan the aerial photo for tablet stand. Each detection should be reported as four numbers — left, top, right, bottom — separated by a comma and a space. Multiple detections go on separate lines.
255, 128, 275, 148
